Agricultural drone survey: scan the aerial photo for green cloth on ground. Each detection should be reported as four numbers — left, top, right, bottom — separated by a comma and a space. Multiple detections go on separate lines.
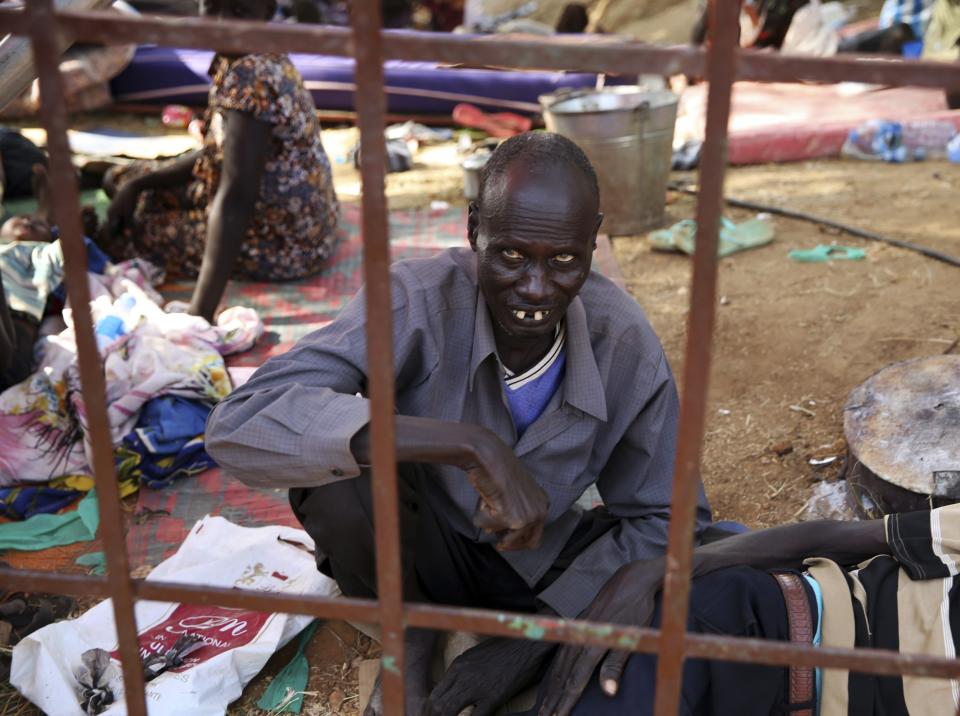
75, 550, 107, 575
257, 620, 320, 714
0, 489, 99, 551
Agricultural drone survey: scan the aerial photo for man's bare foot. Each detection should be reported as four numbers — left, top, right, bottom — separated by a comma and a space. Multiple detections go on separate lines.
364, 628, 437, 716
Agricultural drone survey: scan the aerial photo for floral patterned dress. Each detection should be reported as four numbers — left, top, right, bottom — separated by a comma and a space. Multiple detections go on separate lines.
107, 53, 339, 281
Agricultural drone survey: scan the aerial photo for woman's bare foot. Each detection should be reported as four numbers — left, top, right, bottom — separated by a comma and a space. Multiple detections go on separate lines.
364, 628, 437, 716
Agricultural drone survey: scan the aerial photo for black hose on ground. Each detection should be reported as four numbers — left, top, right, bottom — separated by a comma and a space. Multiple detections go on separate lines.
668, 181, 960, 269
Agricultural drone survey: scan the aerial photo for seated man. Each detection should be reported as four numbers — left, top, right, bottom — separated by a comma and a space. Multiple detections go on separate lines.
538, 503, 960, 716
205, 132, 711, 714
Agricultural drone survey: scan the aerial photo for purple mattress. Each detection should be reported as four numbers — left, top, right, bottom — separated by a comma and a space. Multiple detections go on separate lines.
110, 43, 621, 115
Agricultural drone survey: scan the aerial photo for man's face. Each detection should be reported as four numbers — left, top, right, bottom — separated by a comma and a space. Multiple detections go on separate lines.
469, 160, 601, 344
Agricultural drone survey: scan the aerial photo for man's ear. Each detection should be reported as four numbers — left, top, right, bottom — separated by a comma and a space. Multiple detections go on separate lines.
592, 212, 604, 250
467, 201, 480, 252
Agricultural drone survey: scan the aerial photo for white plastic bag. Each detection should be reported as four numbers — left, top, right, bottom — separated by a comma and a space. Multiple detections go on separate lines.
11, 516, 336, 715
782, 0, 850, 57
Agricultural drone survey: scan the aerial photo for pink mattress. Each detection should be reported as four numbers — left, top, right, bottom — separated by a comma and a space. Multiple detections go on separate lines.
677, 83, 960, 164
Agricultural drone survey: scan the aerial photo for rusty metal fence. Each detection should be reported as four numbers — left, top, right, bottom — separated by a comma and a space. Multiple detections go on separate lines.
2, 1, 960, 714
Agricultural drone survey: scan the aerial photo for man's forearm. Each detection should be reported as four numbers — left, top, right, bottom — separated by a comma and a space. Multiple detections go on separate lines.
691, 518, 888, 577
350, 415, 498, 471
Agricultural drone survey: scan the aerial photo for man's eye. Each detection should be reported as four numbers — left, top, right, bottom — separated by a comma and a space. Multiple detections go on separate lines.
554, 253, 576, 264
502, 249, 523, 260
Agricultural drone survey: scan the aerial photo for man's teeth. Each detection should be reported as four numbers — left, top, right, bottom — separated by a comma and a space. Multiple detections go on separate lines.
513, 309, 550, 321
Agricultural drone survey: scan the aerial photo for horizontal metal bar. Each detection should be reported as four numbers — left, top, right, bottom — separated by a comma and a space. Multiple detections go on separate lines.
4, 565, 960, 680
0, 568, 112, 597
0, 8, 353, 56
0, 567, 381, 620
134, 580, 382, 622
406, 604, 960, 680
3, 9, 960, 89
737, 48, 960, 88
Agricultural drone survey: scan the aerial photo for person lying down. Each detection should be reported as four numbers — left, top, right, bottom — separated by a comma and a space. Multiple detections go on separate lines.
529, 503, 960, 716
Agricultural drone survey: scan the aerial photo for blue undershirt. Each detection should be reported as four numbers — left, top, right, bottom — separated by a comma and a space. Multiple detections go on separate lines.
502, 322, 567, 437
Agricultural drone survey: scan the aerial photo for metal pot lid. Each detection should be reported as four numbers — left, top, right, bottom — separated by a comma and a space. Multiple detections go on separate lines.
844, 355, 960, 497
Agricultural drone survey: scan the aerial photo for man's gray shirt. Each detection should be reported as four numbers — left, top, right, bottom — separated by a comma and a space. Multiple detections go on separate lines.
206, 248, 712, 617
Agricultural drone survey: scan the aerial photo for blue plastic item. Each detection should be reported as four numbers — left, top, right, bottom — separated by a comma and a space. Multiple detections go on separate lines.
902, 40, 923, 58
949, 134, 960, 164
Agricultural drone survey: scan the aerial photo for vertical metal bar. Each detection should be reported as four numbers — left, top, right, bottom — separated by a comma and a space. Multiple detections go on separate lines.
25, 1, 148, 714
350, 4, 407, 714
653, 0, 740, 713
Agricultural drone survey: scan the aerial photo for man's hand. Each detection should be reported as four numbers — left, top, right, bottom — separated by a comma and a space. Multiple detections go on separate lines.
351, 417, 549, 552
538, 560, 663, 716
423, 637, 556, 716
105, 180, 141, 238
463, 431, 549, 551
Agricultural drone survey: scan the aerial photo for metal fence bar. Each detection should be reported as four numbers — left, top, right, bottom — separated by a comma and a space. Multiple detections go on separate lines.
23, 2, 148, 714
404, 603, 960, 679
653, 1, 740, 713
3, 559, 960, 682
4, 9, 960, 90
350, 3, 408, 714
0, 570, 112, 597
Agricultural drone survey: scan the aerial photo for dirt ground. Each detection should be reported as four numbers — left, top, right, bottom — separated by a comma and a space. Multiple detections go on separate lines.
623, 160, 959, 527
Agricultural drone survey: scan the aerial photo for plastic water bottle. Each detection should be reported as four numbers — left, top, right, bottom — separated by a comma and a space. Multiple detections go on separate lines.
94, 293, 139, 350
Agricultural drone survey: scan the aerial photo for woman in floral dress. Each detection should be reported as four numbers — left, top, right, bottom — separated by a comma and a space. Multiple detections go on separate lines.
102, 0, 339, 321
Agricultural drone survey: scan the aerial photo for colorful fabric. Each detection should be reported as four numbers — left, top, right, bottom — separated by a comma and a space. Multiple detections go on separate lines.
0, 489, 98, 552
881, 0, 935, 38
0, 482, 84, 520
104, 52, 338, 281
0, 240, 68, 323
115, 395, 215, 490
0, 262, 262, 487
0, 237, 112, 323
803, 503, 960, 714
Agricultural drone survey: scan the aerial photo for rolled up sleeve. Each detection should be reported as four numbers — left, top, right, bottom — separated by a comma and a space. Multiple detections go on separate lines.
206, 273, 427, 488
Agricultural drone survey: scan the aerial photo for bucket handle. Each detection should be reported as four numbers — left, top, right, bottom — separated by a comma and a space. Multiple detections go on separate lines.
539, 88, 652, 117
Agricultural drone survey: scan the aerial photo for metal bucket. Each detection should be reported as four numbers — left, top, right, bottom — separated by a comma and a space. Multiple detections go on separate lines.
540, 86, 679, 236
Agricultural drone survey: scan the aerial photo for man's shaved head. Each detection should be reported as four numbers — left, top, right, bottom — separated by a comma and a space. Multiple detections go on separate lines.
477, 132, 600, 215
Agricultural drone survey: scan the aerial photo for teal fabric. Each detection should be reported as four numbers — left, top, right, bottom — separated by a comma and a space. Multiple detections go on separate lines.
75, 550, 107, 575
257, 620, 319, 714
0, 489, 99, 551
803, 572, 824, 714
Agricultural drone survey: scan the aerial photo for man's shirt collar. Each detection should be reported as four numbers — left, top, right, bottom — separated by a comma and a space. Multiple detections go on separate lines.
468, 290, 608, 423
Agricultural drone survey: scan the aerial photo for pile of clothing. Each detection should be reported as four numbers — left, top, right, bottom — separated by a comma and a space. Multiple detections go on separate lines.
0, 237, 263, 520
